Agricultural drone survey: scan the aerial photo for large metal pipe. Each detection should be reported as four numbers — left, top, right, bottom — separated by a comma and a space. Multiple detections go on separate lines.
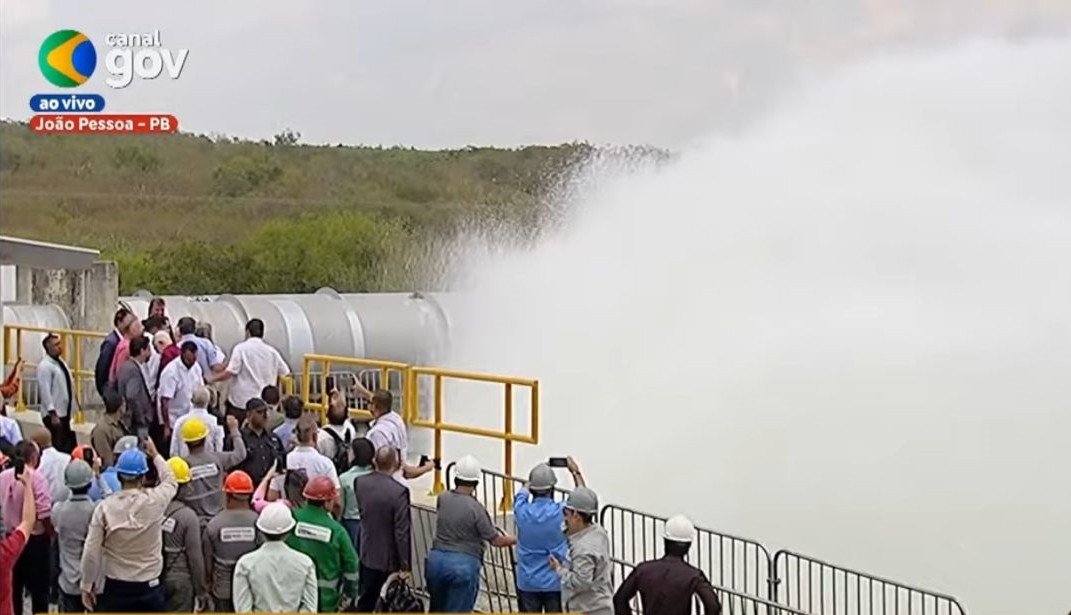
2, 304, 72, 364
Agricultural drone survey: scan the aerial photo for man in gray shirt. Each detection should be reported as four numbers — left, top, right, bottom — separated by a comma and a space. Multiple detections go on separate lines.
52, 459, 102, 612
425, 454, 517, 613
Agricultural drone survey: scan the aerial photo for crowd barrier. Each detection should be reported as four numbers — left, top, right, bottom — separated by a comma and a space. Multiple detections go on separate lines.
441, 464, 968, 615
3, 324, 105, 422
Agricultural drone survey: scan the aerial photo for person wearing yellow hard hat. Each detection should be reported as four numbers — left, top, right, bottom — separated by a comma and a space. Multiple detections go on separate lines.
179, 414, 247, 529
160, 456, 208, 612
169, 386, 223, 458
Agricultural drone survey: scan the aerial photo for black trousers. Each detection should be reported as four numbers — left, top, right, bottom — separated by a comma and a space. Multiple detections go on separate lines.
99, 578, 166, 613
518, 590, 563, 613
58, 592, 84, 613
12, 533, 50, 615
356, 565, 391, 613
47, 414, 76, 454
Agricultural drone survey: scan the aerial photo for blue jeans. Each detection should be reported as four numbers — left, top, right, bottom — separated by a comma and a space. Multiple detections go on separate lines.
425, 549, 482, 613
342, 518, 361, 557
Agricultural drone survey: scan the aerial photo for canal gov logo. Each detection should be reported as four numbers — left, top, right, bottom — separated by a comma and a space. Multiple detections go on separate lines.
39, 30, 97, 87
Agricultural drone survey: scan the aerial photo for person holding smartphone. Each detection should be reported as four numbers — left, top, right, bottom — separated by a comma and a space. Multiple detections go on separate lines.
1, 462, 38, 615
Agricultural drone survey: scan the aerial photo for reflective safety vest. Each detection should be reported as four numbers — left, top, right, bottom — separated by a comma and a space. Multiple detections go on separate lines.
204, 509, 262, 600
285, 504, 358, 612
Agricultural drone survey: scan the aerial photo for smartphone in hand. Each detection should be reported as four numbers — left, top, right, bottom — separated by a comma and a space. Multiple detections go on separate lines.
548, 457, 569, 468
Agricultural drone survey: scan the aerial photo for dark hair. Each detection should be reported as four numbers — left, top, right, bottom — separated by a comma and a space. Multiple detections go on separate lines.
113, 308, 132, 328
246, 397, 269, 413
455, 478, 478, 489
143, 315, 167, 334
41, 333, 58, 351
180, 341, 198, 355
351, 438, 375, 468
245, 318, 265, 338
285, 469, 308, 506
327, 400, 347, 426
71, 484, 92, 496
261, 385, 280, 405
13, 440, 38, 463
149, 297, 166, 311
177, 317, 196, 336
130, 335, 150, 356
102, 388, 123, 414
664, 539, 691, 557
282, 395, 304, 420
530, 488, 554, 499
296, 416, 319, 444
371, 390, 392, 413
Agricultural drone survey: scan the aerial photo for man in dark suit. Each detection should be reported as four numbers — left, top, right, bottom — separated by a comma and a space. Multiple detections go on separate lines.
95, 307, 131, 397
115, 335, 155, 440
354, 446, 412, 611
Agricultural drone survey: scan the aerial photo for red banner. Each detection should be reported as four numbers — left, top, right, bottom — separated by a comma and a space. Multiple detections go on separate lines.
30, 114, 179, 134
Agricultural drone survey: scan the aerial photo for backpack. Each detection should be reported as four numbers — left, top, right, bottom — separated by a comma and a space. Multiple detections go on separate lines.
375, 574, 425, 613
324, 427, 352, 474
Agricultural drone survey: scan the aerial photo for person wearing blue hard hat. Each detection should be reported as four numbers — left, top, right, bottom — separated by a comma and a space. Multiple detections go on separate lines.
79, 436, 177, 613
88, 435, 138, 501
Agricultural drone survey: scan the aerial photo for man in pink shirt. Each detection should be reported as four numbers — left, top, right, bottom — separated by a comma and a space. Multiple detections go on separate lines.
0, 441, 53, 615
0, 465, 38, 615
108, 312, 143, 383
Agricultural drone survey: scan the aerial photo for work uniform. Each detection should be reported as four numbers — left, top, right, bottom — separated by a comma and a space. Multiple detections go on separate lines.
286, 504, 359, 612
612, 555, 722, 615
161, 499, 207, 612
181, 436, 247, 526
233, 541, 319, 613
81, 454, 178, 613
560, 524, 614, 615
203, 508, 262, 612
52, 493, 98, 612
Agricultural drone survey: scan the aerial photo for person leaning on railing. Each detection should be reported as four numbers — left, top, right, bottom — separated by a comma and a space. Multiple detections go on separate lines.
549, 486, 614, 615
612, 515, 722, 615
514, 457, 587, 613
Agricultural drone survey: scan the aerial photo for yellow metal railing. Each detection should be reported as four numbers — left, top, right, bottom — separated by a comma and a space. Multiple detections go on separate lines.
3, 324, 106, 423
298, 353, 540, 508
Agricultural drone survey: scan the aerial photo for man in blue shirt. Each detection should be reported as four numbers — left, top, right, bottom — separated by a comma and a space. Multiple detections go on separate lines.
513, 457, 587, 613
272, 396, 304, 451
88, 435, 139, 500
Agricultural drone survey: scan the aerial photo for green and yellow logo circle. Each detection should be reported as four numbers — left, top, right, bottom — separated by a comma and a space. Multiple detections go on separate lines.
39, 29, 97, 87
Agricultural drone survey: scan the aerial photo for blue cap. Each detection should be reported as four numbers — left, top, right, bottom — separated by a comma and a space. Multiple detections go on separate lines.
115, 449, 149, 476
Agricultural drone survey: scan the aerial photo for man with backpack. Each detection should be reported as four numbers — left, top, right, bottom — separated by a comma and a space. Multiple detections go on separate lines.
317, 392, 357, 474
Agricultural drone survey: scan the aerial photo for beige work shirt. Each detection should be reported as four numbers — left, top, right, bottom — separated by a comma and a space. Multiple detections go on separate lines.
80, 454, 178, 589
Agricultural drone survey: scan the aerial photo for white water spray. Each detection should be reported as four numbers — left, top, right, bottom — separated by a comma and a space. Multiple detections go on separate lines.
441, 39, 1071, 615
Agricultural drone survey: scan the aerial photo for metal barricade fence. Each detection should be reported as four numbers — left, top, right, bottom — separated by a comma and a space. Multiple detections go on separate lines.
612, 558, 814, 615
300, 353, 412, 424
601, 503, 776, 600
773, 551, 967, 615
445, 463, 575, 530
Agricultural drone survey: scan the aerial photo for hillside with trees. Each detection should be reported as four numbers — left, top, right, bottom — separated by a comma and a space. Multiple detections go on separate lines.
0, 121, 596, 294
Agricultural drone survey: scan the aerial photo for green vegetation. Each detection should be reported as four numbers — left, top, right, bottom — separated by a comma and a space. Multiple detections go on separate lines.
0, 121, 595, 294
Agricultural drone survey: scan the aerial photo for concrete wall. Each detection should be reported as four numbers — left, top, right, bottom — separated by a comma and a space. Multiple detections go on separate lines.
19, 260, 118, 332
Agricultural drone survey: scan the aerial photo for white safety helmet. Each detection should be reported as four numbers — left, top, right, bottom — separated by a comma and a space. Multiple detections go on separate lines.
564, 486, 599, 515
256, 501, 296, 535
455, 455, 482, 482
528, 463, 557, 491
664, 515, 696, 543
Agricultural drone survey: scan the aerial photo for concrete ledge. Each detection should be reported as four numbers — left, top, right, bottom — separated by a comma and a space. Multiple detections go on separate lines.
9, 406, 93, 445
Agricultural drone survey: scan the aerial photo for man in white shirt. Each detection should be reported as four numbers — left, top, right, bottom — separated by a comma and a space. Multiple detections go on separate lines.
158, 342, 204, 438
269, 417, 338, 498
170, 386, 224, 458
209, 318, 290, 425
316, 394, 358, 463
366, 390, 434, 485
30, 428, 70, 503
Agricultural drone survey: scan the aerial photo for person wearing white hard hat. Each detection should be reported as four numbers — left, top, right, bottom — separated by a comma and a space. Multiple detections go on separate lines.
425, 454, 517, 612
549, 486, 613, 615
514, 457, 587, 612
232, 501, 318, 613
612, 515, 722, 615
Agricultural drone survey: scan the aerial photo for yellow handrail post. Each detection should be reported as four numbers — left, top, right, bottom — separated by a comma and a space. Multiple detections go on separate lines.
430, 374, 445, 495
301, 355, 311, 407
73, 334, 84, 424
500, 382, 514, 512
15, 331, 25, 413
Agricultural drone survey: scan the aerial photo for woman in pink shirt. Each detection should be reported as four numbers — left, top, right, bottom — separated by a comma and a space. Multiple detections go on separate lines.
0, 442, 52, 615
0, 465, 37, 615
251, 465, 308, 512
108, 314, 143, 382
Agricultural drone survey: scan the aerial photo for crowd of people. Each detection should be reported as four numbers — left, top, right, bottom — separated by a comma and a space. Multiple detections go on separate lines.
0, 298, 723, 615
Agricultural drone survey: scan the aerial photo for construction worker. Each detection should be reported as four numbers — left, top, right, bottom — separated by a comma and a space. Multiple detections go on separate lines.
612, 515, 722, 615
161, 456, 208, 612
52, 459, 99, 612
549, 487, 614, 615
514, 458, 587, 613
80, 438, 177, 613
89, 435, 139, 500
179, 414, 247, 527
233, 502, 318, 613
425, 454, 517, 613
286, 475, 359, 612
203, 470, 262, 613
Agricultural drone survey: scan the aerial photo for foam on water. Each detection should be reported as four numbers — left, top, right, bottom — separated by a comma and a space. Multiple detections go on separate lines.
439, 38, 1071, 614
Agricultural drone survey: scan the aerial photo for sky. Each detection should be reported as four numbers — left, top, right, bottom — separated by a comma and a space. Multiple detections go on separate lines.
1, 0, 1069, 149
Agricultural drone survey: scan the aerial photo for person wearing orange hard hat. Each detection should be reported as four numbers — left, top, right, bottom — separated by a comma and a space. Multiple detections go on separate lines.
203, 470, 261, 613
286, 475, 358, 612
